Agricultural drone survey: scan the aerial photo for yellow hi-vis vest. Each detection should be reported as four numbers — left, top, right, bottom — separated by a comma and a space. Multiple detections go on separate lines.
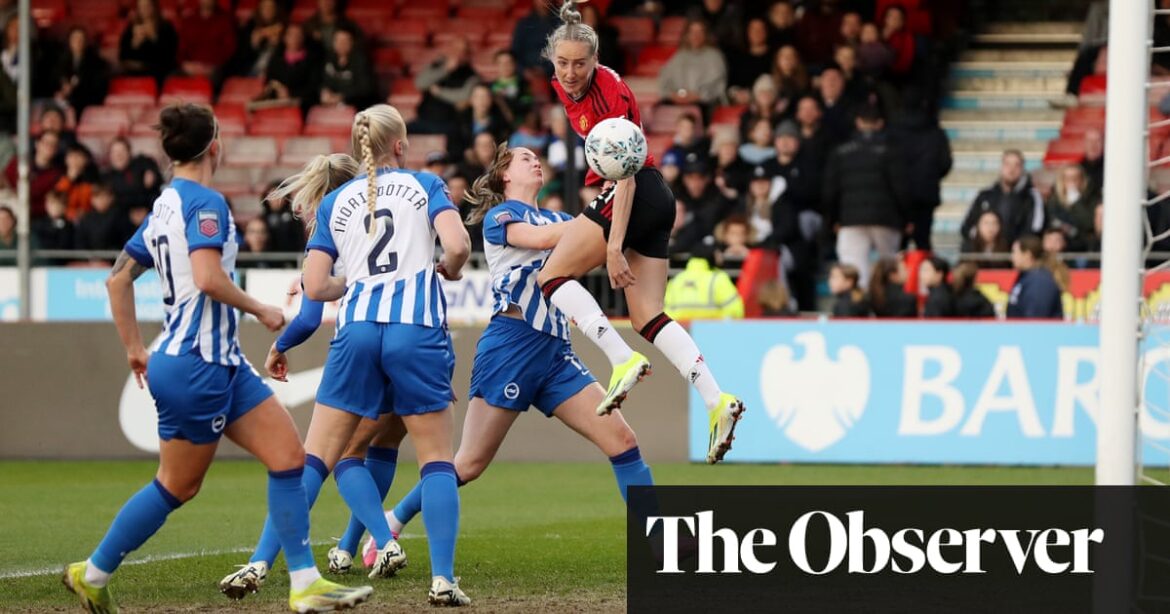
664, 258, 745, 321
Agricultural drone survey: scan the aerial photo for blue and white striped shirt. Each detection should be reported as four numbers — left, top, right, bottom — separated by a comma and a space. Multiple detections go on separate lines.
482, 200, 573, 341
307, 167, 457, 330
125, 178, 243, 366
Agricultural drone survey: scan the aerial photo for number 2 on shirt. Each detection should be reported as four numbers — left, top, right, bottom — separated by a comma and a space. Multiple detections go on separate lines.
365, 210, 398, 275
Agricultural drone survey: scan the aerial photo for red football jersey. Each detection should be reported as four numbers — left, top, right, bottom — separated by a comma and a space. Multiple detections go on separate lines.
551, 64, 656, 186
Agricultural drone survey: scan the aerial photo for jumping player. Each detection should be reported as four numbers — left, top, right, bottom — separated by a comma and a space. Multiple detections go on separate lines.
370, 144, 655, 547
62, 103, 373, 614
536, 0, 745, 463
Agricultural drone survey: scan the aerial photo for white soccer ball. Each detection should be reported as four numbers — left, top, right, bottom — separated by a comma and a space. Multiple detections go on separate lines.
584, 117, 649, 181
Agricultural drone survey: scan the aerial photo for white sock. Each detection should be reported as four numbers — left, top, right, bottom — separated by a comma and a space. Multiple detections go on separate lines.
289, 566, 322, 591
548, 280, 633, 366
652, 321, 722, 409
386, 510, 404, 536
84, 559, 111, 588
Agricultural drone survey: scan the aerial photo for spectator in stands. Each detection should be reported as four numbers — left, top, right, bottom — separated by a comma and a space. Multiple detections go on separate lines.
52, 27, 110, 115
758, 280, 796, 316
659, 18, 728, 107
261, 180, 305, 253
951, 262, 996, 318
794, 94, 831, 169
664, 240, 745, 320
766, 1, 797, 50
511, 2, 559, 78
797, 0, 844, 66
1042, 227, 1068, 259
712, 131, 749, 191
580, 4, 625, 72
766, 119, 822, 235
76, 183, 126, 251
259, 22, 321, 111
833, 44, 865, 101
231, 0, 286, 78
738, 117, 776, 165
715, 214, 753, 263
727, 18, 774, 105
960, 149, 1044, 246
459, 132, 498, 181
838, 11, 863, 47
739, 74, 781, 143
118, 0, 178, 85
829, 262, 870, 317
454, 84, 512, 159
666, 113, 711, 166
489, 50, 532, 125
1007, 235, 1064, 319
320, 27, 375, 109
823, 105, 908, 286
508, 108, 551, 153
817, 66, 855, 146
741, 165, 777, 243
692, 0, 744, 54
920, 256, 955, 318
1081, 128, 1104, 192
674, 154, 733, 253
887, 88, 952, 251
33, 190, 75, 253
102, 138, 161, 211
880, 4, 915, 80
869, 256, 917, 317
856, 22, 894, 78
772, 45, 810, 117
961, 210, 1010, 266
53, 143, 97, 221
303, 0, 362, 50
414, 36, 479, 138
0, 14, 16, 133
5, 131, 62, 219
177, 0, 237, 79
1045, 164, 1097, 252
547, 107, 585, 175
240, 217, 273, 266
0, 205, 16, 261
35, 104, 75, 159
423, 152, 451, 179
1089, 201, 1105, 253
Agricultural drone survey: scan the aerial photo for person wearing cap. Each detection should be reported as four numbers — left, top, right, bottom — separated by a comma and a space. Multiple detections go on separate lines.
675, 152, 734, 255
664, 113, 711, 170
739, 74, 781, 144
424, 151, 451, 179
663, 240, 745, 321
823, 104, 910, 288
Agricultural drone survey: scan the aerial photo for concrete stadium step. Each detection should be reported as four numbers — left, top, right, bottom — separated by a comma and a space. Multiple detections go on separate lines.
942, 91, 1055, 110
953, 150, 1044, 172
941, 183, 984, 205
960, 49, 1077, 63
950, 76, 1067, 93
940, 109, 1065, 122
971, 22, 1082, 46
951, 62, 1071, 79
945, 170, 999, 186
983, 21, 1082, 35
950, 139, 1051, 153
943, 124, 1061, 142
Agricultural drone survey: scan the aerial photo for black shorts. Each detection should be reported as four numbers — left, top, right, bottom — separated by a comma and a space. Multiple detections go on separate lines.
582, 167, 675, 259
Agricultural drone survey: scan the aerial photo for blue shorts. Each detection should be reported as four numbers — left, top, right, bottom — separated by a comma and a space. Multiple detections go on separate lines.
147, 352, 273, 444
468, 316, 596, 417
316, 321, 455, 419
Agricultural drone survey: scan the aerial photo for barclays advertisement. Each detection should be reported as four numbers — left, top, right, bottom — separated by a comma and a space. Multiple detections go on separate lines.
689, 321, 1170, 465
43, 268, 167, 321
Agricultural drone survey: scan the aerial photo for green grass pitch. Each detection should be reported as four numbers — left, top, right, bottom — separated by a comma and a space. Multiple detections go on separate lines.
0, 461, 1092, 612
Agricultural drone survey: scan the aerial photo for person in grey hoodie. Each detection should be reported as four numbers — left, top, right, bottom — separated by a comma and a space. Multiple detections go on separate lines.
659, 18, 727, 107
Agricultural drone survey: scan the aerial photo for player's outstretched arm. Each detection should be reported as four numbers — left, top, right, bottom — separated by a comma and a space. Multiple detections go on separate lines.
302, 249, 347, 302
505, 222, 566, 251
107, 250, 152, 387
190, 249, 285, 332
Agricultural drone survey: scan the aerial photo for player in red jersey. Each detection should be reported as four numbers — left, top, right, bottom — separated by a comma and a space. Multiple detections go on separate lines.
534, 0, 744, 464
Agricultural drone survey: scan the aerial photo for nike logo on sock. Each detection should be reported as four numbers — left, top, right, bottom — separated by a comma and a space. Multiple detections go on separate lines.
301, 538, 310, 546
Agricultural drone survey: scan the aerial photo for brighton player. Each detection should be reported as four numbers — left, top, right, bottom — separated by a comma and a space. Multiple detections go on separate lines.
62, 103, 373, 613
536, 0, 745, 463
367, 144, 655, 552
235, 104, 471, 606
219, 153, 412, 587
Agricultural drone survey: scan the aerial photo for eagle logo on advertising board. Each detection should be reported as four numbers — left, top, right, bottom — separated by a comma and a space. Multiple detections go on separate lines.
760, 332, 870, 452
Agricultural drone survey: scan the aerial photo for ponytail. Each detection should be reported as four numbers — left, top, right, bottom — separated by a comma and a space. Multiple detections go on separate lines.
268, 153, 359, 235
464, 143, 515, 225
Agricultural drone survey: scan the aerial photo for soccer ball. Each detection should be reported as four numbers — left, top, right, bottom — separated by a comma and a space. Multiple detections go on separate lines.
584, 117, 649, 181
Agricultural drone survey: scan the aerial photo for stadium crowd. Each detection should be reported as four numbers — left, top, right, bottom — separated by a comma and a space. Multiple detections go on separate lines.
0, 0, 1067, 317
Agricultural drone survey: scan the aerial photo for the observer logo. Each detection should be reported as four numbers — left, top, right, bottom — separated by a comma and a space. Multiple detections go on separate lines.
647, 510, 1104, 576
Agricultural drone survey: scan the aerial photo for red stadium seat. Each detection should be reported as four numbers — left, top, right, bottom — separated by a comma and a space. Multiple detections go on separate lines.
77, 106, 131, 137
711, 104, 746, 126
648, 104, 703, 135
376, 18, 429, 46
77, 135, 110, 162
398, 5, 447, 20
249, 106, 303, 137
303, 105, 355, 137
645, 134, 672, 161
108, 76, 158, 98
657, 16, 686, 45
31, 0, 66, 27
1078, 74, 1107, 96
161, 76, 213, 105
219, 77, 264, 105
485, 29, 513, 49
212, 165, 258, 197
458, 5, 507, 21
633, 45, 675, 77
127, 136, 166, 166
225, 136, 278, 167
280, 136, 334, 166
1043, 138, 1083, 166
608, 16, 655, 46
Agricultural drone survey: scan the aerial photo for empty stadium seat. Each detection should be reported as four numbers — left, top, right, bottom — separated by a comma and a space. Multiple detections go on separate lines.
225, 137, 278, 166
78, 106, 131, 137
249, 106, 303, 137
127, 136, 166, 166
304, 105, 355, 138
161, 75, 214, 105
219, 77, 264, 105
609, 16, 655, 46
377, 18, 429, 45
1078, 74, 1107, 96
648, 104, 703, 134
657, 16, 686, 45
633, 45, 675, 77
211, 165, 258, 196
105, 77, 157, 107
280, 136, 333, 166
1043, 138, 1084, 166
256, 165, 304, 188
711, 104, 746, 126
458, 5, 507, 21
398, 4, 448, 20
646, 134, 672, 161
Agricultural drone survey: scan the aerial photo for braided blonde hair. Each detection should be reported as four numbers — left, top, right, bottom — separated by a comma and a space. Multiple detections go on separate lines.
350, 104, 409, 238
268, 153, 359, 235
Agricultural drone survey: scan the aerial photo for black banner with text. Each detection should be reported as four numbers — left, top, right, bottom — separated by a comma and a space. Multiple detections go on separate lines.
626, 486, 1170, 614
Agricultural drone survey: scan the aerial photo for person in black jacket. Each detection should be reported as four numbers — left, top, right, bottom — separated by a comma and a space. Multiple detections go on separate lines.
1006, 235, 1063, 319
52, 27, 110, 114
261, 180, 305, 253
829, 262, 870, 317
951, 261, 996, 318
32, 190, 75, 263
960, 149, 1045, 247
259, 23, 322, 114
887, 89, 952, 251
868, 256, 917, 318
319, 27, 375, 109
823, 104, 909, 287
921, 256, 955, 318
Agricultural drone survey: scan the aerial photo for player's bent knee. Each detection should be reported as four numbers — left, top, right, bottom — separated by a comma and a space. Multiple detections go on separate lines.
454, 457, 486, 484
267, 447, 307, 474
158, 476, 203, 504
